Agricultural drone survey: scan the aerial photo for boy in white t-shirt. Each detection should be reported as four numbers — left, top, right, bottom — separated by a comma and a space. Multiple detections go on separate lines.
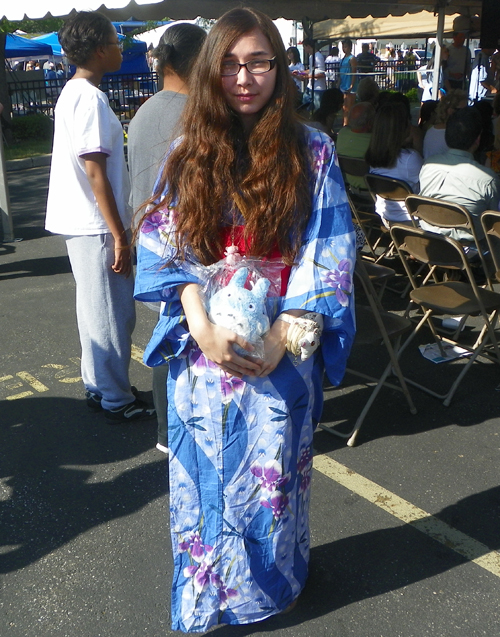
46, 11, 155, 423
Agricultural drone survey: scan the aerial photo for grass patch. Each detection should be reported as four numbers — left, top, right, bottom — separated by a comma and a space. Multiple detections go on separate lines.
4, 139, 52, 161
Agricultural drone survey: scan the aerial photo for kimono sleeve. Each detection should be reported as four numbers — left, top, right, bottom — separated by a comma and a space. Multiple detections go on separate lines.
281, 129, 356, 386
134, 206, 201, 366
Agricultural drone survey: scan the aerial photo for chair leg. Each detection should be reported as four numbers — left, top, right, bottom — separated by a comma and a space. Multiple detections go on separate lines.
396, 308, 500, 406
318, 359, 404, 445
320, 331, 417, 447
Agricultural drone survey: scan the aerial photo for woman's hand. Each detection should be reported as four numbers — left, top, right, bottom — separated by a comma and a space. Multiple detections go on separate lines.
192, 321, 263, 379
257, 318, 289, 377
178, 283, 263, 379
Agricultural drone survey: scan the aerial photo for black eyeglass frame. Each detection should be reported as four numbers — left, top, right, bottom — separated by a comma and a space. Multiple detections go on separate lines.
107, 41, 124, 50
220, 57, 277, 77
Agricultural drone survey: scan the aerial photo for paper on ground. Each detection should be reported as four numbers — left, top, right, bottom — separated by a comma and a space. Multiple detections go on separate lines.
418, 342, 471, 364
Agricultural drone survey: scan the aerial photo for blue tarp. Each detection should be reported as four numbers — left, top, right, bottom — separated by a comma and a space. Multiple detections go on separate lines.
111, 34, 149, 75
32, 32, 149, 74
32, 33, 63, 57
5, 33, 52, 58
112, 19, 171, 34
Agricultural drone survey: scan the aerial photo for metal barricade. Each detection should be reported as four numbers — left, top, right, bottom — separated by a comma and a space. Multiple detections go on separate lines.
7, 72, 159, 121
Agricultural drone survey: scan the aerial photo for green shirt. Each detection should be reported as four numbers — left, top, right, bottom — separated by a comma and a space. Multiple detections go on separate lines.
335, 127, 372, 190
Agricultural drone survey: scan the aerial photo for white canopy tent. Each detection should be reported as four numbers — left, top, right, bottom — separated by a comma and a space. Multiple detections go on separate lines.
0, 0, 483, 22
313, 11, 461, 40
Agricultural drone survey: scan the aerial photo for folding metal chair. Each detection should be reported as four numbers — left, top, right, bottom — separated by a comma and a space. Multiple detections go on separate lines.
390, 224, 500, 407
364, 173, 414, 261
319, 254, 417, 446
406, 195, 494, 290
361, 257, 395, 300
337, 155, 383, 261
481, 210, 500, 283
336, 155, 372, 208
365, 173, 413, 218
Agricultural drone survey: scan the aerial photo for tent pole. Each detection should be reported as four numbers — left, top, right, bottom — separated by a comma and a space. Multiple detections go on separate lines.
0, 122, 14, 243
431, 2, 446, 100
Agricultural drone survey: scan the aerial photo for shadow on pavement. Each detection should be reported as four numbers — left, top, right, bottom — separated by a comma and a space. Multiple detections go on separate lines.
7, 166, 50, 242
0, 243, 16, 257
0, 255, 72, 281
319, 348, 499, 447
0, 396, 166, 574
210, 487, 500, 636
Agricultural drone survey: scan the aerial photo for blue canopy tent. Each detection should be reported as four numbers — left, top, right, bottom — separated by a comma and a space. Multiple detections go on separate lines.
111, 19, 170, 34
5, 33, 52, 59
31, 32, 149, 74
109, 34, 149, 74
32, 33, 63, 57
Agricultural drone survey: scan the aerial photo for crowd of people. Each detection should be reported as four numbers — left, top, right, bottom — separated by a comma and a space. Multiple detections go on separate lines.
289, 31, 500, 254
335, 70, 500, 263
39, 7, 500, 634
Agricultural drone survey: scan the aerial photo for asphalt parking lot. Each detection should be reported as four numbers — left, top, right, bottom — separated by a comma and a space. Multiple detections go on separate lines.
1, 165, 499, 636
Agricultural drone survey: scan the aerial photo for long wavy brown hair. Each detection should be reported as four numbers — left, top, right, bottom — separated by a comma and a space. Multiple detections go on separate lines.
139, 7, 312, 266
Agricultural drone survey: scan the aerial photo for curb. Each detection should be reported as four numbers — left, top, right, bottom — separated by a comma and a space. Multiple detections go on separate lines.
6, 154, 52, 173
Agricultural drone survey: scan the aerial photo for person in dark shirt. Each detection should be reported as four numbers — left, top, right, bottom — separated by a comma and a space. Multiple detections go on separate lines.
356, 43, 378, 79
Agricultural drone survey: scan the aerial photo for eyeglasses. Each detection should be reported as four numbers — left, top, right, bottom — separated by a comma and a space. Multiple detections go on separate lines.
107, 41, 124, 51
220, 57, 276, 76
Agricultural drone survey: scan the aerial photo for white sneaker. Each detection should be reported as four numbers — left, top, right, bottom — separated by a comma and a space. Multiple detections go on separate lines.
156, 443, 169, 454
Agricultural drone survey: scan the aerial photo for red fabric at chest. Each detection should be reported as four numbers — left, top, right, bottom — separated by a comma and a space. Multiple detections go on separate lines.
219, 225, 291, 296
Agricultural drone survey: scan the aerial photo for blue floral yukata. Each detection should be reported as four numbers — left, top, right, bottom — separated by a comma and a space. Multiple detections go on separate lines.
134, 127, 356, 632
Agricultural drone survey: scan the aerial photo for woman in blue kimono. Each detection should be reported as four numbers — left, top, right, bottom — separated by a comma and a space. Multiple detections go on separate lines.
134, 7, 356, 633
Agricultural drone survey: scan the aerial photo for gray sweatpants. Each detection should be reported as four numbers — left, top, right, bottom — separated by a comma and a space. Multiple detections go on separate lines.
66, 233, 136, 410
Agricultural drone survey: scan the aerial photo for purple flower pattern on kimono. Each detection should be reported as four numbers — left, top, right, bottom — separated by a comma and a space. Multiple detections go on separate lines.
180, 533, 240, 607
250, 459, 290, 493
179, 531, 213, 563
321, 258, 353, 307
218, 582, 239, 611
299, 255, 353, 309
140, 207, 171, 236
221, 374, 246, 405
251, 457, 292, 521
297, 445, 313, 495
184, 560, 219, 594
182, 341, 219, 376
260, 490, 290, 520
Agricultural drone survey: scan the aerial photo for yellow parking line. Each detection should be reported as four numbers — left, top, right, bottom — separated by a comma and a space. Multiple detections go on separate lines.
131, 344, 148, 367
313, 454, 500, 578
6, 391, 34, 400
16, 372, 49, 393
0, 375, 14, 382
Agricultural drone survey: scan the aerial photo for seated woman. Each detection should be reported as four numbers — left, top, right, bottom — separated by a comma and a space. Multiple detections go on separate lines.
365, 101, 423, 227
377, 91, 423, 154
418, 99, 438, 133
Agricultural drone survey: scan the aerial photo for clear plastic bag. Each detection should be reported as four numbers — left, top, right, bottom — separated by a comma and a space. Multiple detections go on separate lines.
198, 257, 284, 359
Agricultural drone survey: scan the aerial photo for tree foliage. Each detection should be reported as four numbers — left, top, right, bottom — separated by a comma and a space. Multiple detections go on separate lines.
0, 17, 64, 35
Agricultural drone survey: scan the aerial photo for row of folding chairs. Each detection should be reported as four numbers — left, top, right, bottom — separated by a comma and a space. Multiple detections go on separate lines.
320, 155, 500, 446
338, 155, 494, 283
